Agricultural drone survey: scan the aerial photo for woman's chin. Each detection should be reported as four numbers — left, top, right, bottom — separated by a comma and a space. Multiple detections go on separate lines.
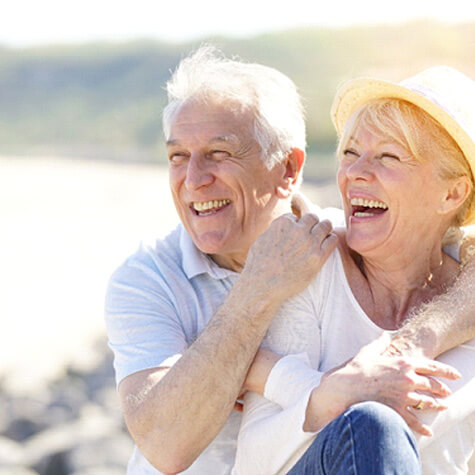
346, 231, 388, 257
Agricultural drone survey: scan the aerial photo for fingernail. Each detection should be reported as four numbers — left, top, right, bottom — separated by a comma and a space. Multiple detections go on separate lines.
440, 385, 451, 396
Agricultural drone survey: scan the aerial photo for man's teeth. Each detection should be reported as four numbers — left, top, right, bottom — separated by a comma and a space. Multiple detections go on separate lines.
350, 198, 388, 209
354, 212, 375, 217
193, 199, 231, 212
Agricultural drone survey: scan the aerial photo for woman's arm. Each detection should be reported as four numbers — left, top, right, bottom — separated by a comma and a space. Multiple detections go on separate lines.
235, 338, 458, 474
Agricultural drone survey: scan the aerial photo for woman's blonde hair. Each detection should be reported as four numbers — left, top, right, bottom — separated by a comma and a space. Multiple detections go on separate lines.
337, 98, 474, 226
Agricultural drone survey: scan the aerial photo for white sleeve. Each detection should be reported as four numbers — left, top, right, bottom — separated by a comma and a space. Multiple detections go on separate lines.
234, 389, 318, 474
264, 353, 323, 408
233, 354, 324, 475
233, 254, 336, 474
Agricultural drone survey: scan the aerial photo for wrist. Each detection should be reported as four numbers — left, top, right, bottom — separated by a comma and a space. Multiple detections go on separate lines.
234, 271, 286, 311
304, 378, 351, 432
389, 328, 436, 358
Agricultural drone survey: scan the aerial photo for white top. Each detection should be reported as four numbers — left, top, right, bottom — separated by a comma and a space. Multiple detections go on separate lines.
104, 205, 346, 474
233, 250, 475, 475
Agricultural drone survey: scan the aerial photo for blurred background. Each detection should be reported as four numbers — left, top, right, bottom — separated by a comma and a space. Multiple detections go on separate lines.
1, 1, 474, 473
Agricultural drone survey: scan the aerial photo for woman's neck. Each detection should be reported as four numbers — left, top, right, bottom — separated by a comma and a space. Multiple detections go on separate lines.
345, 239, 460, 330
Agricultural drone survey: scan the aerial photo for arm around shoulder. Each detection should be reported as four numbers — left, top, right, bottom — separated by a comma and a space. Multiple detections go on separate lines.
390, 254, 475, 359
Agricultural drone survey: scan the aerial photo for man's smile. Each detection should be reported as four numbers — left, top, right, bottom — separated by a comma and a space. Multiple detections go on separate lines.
191, 199, 231, 216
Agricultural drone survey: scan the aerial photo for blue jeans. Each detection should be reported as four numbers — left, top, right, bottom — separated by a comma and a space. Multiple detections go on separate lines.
287, 402, 421, 475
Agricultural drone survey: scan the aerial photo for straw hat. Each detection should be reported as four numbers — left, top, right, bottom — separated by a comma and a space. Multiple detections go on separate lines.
331, 66, 475, 225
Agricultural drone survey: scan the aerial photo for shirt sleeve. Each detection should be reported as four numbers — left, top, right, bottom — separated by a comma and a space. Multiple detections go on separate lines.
233, 387, 319, 475
105, 247, 187, 386
232, 353, 325, 474
264, 353, 323, 408
233, 256, 337, 473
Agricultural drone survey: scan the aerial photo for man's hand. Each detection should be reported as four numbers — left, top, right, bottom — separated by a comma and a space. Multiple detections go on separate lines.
242, 213, 338, 303
305, 334, 461, 437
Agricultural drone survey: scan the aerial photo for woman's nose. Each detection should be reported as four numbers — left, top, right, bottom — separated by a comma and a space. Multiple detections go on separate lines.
344, 153, 374, 181
184, 152, 215, 191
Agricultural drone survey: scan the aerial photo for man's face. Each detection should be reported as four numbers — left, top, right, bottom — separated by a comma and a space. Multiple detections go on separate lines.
167, 100, 287, 270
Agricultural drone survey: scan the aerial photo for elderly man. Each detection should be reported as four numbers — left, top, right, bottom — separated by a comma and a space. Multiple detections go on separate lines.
105, 47, 475, 474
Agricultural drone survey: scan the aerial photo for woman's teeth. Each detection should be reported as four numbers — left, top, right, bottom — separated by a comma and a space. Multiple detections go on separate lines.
350, 198, 388, 218
350, 198, 388, 209
192, 199, 231, 213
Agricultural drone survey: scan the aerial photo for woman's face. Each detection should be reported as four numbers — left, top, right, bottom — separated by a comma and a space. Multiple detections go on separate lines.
337, 125, 449, 258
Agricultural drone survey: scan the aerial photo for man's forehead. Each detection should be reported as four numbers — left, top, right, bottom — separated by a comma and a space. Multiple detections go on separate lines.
167, 101, 254, 145
166, 134, 241, 147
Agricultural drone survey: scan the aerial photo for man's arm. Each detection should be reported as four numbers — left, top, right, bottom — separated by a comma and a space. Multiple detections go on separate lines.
118, 214, 337, 474
389, 255, 475, 359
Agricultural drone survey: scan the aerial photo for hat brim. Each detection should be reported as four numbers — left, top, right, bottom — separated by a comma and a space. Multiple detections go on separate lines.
331, 77, 475, 186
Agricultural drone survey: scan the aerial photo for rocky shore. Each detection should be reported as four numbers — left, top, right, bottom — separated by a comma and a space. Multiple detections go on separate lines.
0, 339, 132, 475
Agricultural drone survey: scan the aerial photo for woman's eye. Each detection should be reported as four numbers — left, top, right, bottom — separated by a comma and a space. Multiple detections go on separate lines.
342, 149, 359, 158
380, 153, 401, 161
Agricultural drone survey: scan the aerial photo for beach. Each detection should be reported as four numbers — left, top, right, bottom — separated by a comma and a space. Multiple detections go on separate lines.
0, 156, 339, 473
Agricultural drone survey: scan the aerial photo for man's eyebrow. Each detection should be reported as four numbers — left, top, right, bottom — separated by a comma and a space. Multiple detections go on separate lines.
166, 135, 239, 147
166, 139, 180, 147
209, 135, 239, 145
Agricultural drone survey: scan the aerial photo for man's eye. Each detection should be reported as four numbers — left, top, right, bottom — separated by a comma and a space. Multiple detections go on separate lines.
169, 152, 187, 163
210, 150, 231, 159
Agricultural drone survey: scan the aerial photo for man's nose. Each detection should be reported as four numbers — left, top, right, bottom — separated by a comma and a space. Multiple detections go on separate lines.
184, 152, 215, 190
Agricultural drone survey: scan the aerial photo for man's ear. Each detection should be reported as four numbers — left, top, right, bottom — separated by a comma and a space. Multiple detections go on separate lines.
438, 175, 472, 217
276, 148, 305, 199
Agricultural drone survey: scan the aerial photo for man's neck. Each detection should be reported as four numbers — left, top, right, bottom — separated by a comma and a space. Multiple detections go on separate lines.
210, 252, 246, 273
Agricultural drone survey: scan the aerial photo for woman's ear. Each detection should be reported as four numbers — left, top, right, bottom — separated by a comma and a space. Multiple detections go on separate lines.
276, 148, 305, 199
438, 175, 472, 217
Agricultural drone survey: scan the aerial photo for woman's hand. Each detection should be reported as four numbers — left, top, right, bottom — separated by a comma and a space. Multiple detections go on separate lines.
242, 348, 282, 395
242, 213, 338, 304
305, 334, 461, 436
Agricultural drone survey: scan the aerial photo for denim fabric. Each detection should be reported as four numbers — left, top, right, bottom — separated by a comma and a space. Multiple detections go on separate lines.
287, 402, 421, 475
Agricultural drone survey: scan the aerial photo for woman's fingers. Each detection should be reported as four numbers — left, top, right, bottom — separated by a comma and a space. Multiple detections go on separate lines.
414, 359, 461, 380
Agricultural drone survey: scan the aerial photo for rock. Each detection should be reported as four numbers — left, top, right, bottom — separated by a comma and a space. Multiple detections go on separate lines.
0, 468, 39, 475
0, 435, 24, 466
33, 450, 70, 475
68, 434, 133, 472
24, 403, 121, 470
71, 468, 124, 475
2, 393, 51, 440
4, 417, 46, 442
46, 376, 89, 424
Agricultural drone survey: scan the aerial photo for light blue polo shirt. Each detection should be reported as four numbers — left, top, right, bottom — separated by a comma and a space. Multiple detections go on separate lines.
105, 224, 242, 474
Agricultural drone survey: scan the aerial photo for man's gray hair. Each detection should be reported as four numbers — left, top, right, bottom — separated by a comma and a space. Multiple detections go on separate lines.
162, 46, 306, 169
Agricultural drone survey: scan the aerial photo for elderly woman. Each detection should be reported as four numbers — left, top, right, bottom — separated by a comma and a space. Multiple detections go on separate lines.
232, 66, 475, 474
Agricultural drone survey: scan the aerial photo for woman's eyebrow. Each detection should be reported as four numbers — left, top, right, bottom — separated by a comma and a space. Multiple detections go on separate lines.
347, 136, 359, 145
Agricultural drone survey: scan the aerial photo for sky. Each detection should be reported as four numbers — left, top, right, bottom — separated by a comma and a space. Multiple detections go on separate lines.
2, 0, 475, 47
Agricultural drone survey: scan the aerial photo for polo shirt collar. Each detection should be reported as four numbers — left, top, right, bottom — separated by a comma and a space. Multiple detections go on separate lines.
179, 225, 238, 280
